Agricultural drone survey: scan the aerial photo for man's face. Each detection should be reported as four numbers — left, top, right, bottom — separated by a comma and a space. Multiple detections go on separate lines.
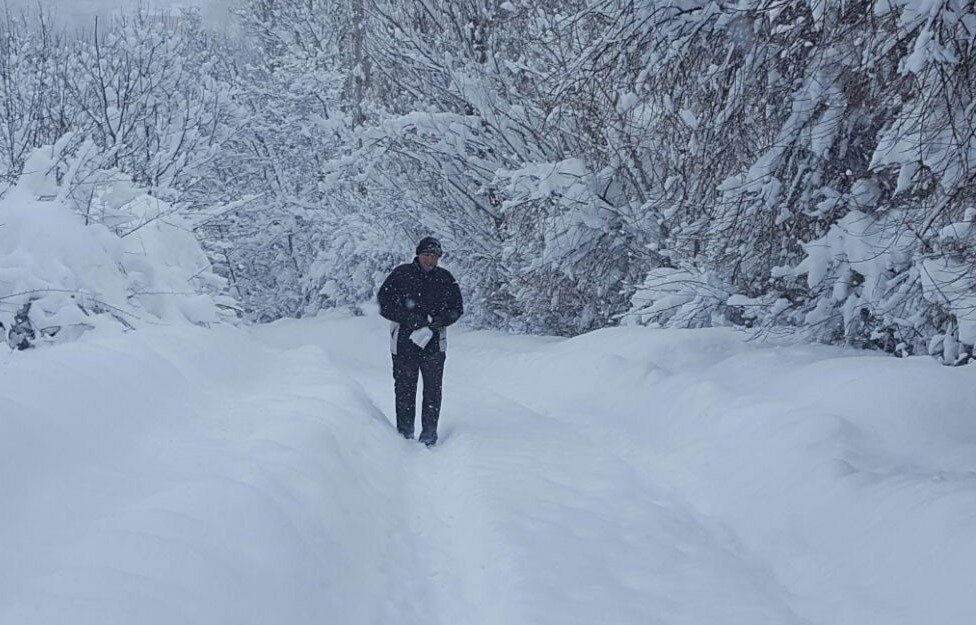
418, 252, 440, 271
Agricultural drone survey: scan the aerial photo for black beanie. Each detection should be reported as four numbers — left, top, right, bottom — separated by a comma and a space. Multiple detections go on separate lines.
416, 236, 443, 256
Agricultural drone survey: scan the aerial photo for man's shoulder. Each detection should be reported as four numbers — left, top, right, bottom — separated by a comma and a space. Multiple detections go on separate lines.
391, 262, 417, 276
381, 263, 415, 289
432, 266, 458, 284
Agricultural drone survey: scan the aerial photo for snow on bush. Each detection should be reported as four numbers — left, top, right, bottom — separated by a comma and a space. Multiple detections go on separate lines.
302, 213, 403, 317
625, 267, 730, 329
0, 141, 233, 349
767, 207, 975, 364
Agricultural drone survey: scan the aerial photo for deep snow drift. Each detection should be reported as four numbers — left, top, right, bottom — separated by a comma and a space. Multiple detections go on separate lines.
2, 313, 975, 625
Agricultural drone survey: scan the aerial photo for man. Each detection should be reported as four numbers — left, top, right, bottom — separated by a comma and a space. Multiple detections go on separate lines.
377, 237, 463, 447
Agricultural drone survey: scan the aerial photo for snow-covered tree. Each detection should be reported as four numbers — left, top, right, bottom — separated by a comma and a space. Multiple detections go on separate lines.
7, 0, 973, 363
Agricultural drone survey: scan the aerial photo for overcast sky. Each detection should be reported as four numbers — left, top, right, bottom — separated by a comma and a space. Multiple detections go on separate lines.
6, 0, 235, 30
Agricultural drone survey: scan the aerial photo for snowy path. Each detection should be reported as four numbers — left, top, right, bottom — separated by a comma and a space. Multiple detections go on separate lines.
3, 314, 976, 624
268, 321, 798, 625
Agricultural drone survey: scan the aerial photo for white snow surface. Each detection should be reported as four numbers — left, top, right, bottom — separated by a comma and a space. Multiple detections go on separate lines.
2, 312, 975, 625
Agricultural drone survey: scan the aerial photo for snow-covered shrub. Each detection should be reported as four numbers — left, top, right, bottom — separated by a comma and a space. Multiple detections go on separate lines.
625, 268, 731, 329
0, 143, 233, 349
301, 213, 403, 316
492, 159, 643, 334
616, 0, 976, 364
0, 11, 69, 192
767, 208, 976, 364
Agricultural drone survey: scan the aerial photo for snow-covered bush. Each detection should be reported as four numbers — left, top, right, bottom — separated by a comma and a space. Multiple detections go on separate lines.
0, 11, 69, 192
626, 268, 731, 329
0, 143, 233, 350
616, 0, 976, 364
766, 209, 976, 364
301, 213, 403, 316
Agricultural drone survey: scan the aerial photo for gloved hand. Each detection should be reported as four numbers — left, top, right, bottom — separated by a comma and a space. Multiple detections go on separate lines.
428, 313, 448, 330
401, 311, 428, 332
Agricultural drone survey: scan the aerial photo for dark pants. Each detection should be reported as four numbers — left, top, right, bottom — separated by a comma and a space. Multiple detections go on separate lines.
393, 350, 446, 443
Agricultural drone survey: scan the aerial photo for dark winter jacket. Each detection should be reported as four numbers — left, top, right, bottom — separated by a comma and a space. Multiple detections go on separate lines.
377, 259, 464, 354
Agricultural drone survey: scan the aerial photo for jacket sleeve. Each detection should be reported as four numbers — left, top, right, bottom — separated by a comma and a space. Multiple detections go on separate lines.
432, 274, 464, 328
377, 267, 408, 323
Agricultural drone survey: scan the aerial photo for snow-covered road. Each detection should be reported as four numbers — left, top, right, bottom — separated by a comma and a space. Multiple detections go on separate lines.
3, 313, 976, 625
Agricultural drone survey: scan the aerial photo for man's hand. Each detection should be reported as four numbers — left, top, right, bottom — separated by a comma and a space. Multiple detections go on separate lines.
428, 311, 456, 330
402, 311, 428, 332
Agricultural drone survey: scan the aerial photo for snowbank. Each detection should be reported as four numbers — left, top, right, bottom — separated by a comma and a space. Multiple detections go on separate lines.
3, 312, 975, 624
453, 323, 976, 625
0, 323, 400, 625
